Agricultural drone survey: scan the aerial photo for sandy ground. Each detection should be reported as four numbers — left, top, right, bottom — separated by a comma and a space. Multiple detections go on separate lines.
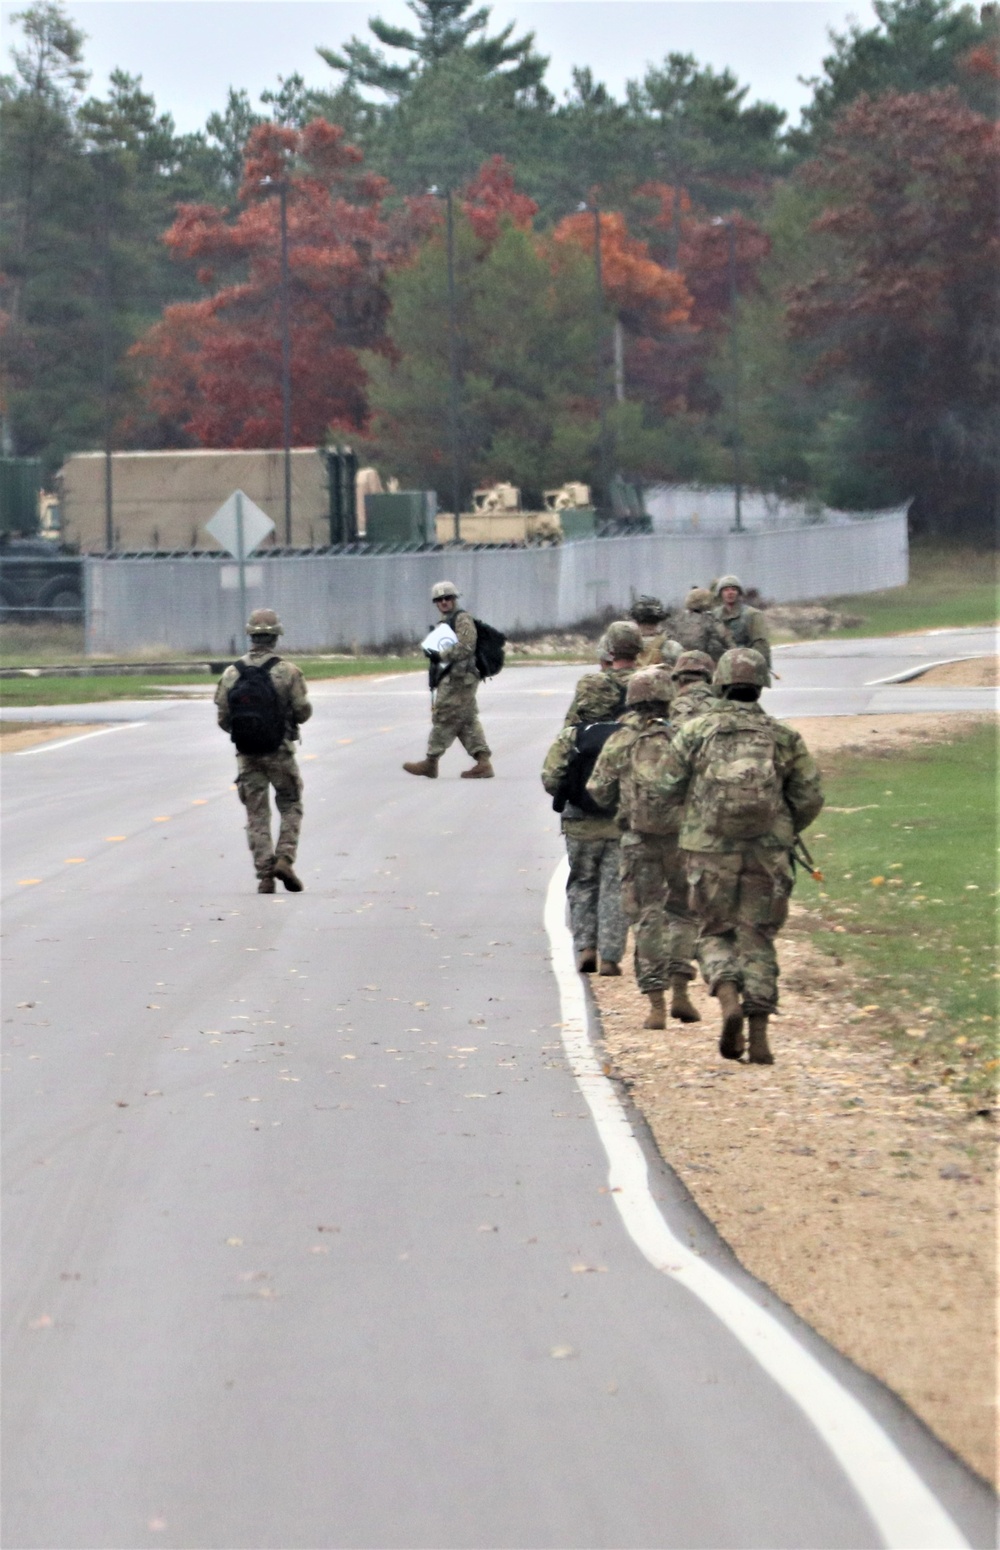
910, 655, 998, 688
0, 722, 100, 753
783, 711, 993, 757
590, 705, 998, 1487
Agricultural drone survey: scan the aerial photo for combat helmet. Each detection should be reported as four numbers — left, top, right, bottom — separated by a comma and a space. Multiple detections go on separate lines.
629, 594, 667, 625
574, 672, 626, 721
431, 579, 459, 600
603, 619, 643, 660
246, 608, 283, 637
714, 574, 744, 597
713, 647, 769, 688
625, 667, 674, 707
672, 650, 714, 681
684, 587, 714, 613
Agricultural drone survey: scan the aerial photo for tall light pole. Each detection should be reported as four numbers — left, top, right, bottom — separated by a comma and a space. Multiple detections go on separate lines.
713, 216, 744, 533
580, 199, 611, 515
444, 187, 462, 543
260, 176, 293, 545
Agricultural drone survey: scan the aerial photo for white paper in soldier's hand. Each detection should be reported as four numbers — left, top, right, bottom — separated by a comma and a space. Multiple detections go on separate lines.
422, 622, 459, 656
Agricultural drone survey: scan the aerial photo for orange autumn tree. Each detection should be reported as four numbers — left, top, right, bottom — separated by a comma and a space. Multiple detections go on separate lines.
132, 120, 427, 447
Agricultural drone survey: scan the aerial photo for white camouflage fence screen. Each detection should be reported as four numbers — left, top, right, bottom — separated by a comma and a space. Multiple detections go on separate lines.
84, 510, 908, 657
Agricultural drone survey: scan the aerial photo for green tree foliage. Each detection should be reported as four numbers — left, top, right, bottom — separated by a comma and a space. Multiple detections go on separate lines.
0, 3, 220, 471
318, 0, 548, 100
361, 212, 600, 504
796, 0, 998, 144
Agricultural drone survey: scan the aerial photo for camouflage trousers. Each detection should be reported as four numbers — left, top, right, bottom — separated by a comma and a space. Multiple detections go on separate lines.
427, 676, 490, 760
236, 746, 303, 880
619, 830, 697, 993
685, 847, 793, 1013
565, 834, 628, 965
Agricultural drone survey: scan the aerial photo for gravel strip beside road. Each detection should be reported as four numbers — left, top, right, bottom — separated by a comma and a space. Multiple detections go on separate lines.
590, 932, 996, 1486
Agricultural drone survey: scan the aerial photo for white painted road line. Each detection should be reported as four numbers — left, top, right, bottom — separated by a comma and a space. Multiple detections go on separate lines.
864, 656, 988, 686
543, 858, 969, 1550
13, 722, 148, 756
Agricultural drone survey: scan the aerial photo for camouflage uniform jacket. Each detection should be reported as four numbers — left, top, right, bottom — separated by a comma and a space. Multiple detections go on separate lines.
713, 602, 771, 667
669, 682, 717, 726
656, 701, 823, 851
563, 665, 634, 727
669, 610, 733, 662
216, 648, 313, 747
587, 713, 680, 835
438, 608, 480, 683
542, 724, 620, 839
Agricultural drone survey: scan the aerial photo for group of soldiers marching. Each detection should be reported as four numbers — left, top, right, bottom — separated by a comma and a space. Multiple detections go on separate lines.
542, 577, 824, 1067
215, 578, 824, 1065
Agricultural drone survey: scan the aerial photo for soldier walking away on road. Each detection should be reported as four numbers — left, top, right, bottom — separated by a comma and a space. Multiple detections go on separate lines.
712, 576, 771, 672
542, 674, 628, 976
563, 619, 644, 726
670, 588, 733, 662
403, 581, 494, 780
215, 609, 312, 894
653, 648, 823, 1064
587, 668, 701, 1029
669, 650, 717, 726
629, 596, 682, 669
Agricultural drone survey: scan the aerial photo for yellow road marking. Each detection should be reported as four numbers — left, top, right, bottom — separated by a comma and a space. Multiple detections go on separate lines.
154, 816, 170, 822
105, 836, 126, 842
18, 879, 41, 886
64, 858, 86, 864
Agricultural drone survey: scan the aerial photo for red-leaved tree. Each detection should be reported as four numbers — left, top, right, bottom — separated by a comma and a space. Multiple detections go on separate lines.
132, 121, 427, 447
788, 88, 999, 534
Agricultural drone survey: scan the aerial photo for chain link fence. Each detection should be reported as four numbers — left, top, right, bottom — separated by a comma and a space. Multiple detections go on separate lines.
84, 512, 908, 657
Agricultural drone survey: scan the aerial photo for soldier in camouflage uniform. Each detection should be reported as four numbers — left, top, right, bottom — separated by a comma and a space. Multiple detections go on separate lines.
669, 650, 717, 726
587, 668, 700, 1028
669, 588, 733, 662
712, 575, 771, 672
215, 608, 312, 894
563, 620, 643, 726
654, 648, 824, 1063
542, 674, 627, 975
629, 596, 682, 669
403, 580, 493, 779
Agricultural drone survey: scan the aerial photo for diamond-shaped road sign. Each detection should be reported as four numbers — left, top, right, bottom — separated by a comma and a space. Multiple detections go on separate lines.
205, 490, 275, 560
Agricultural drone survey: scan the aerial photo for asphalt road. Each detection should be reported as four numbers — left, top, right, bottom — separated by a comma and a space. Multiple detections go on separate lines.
2, 630, 995, 1549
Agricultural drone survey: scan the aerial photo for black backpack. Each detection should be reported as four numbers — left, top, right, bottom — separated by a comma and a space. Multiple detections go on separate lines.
553, 720, 622, 816
228, 657, 286, 755
473, 618, 506, 679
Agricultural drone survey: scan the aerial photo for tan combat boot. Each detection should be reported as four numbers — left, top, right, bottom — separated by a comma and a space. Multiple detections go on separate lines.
747, 1013, 774, 1065
576, 949, 597, 974
644, 990, 666, 1030
598, 958, 622, 977
716, 981, 745, 1060
272, 858, 303, 892
460, 757, 494, 779
403, 757, 439, 778
669, 974, 701, 1023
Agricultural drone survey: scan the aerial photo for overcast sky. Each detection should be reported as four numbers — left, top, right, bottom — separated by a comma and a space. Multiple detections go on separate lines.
2, 0, 878, 133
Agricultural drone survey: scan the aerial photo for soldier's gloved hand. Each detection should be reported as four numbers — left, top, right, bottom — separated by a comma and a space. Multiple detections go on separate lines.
424, 648, 441, 663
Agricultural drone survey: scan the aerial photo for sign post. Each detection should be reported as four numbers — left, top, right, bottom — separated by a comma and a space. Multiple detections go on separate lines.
205, 490, 275, 645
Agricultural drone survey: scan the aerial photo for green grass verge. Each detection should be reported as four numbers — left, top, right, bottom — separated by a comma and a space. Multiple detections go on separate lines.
819, 543, 998, 638
799, 723, 998, 1107
0, 657, 425, 707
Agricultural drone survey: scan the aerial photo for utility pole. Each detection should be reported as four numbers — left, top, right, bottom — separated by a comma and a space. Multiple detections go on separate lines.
97, 148, 114, 553
445, 187, 462, 543
590, 200, 611, 515
714, 217, 744, 533
278, 180, 292, 546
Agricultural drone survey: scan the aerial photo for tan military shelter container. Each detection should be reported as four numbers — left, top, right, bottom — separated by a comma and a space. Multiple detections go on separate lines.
57, 448, 332, 552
